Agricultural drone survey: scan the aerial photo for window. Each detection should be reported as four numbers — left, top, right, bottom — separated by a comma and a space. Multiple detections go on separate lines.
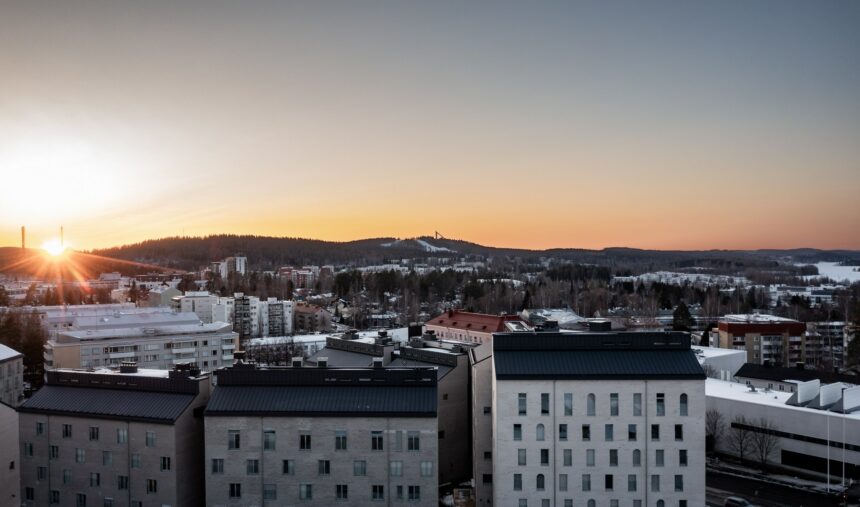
131, 454, 140, 468
513, 473, 522, 491
63, 469, 71, 484
372, 485, 384, 500
23, 442, 33, 456
564, 393, 573, 415
484, 451, 492, 460
51, 491, 60, 504
76, 448, 86, 464
518, 393, 527, 415
160, 456, 171, 471
541, 393, 550, 415
605, 474, 613, 491
408, 485, 420, 501
76, 494, 86, 507
282, 459, 295, 475
536, 424, 545, 441
227, 430, 240, 450
651, 424, 660, 441
146, 479, 157, 493
680, 393, 688, 416
540, 448, 549, 465
675, 424, 683, 441
558, 423, 568, 441
390, 460, 403, 476
656, 393, 665, 416
581, 474, 591, 491
117, 475, 128, 490
263, 430, 276, 450
336, 484, 348, 500
632, 449, 641, 467
116, 429, 127, 444
628, 474, 637, 491
675, 474, 684, 492
605, 424, 613, 441
587, 393, 596, 416
38, 466, 48, 480
518, 449, 527, 466
609, 449, 618, 467
582, 424, 591, 441
656, 449, 664, 467
211, 459, 224, 474
519, 500, 527, 507
628, 424, 637, 441
102, 451, 112, 466
536, 474, 545, 490
679, 449, 688, 466
89, 426, 99, 441
263, 483, 277, 500
656, 501, 664, 507
482, 474, 493, 484
651, 474, 660, 492
145, 431, 156, 447
483, 406, 492, 414
610, 393, 619, 416
63, 424, 72, 438
407, 431, 420, 451
559, 473, 568, 491
354, 460, 367, 476
318, 459, 330, 475
300, 433, 312, 450
247, 459, 260, 475
563, 449, 572, 466
513, 424, 522, 441
229, 483, 241, 499
633, 392, 642, 416
586, 449, 595, 467
335, 430, 347, 450
24, 488, 32, 502
36, 422, 45, 435
371, 430, 384, 450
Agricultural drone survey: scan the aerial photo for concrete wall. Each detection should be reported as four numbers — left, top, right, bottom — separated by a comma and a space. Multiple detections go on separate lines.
0, 403, 20, 506
471, 344, 494, 506
438, 353, 471, 488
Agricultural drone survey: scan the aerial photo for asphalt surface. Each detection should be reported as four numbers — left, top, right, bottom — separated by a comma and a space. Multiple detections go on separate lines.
707, 470, 848, 507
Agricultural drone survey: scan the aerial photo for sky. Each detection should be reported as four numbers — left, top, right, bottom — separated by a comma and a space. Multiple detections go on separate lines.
1, 0, 858, 251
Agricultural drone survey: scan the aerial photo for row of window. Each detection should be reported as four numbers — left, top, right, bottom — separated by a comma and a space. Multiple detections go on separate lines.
24, 446, 171, 470
512, 473, 686, 493
24, 476, 160, 500
516, 499, 687, 507
518, 393, 689, 417
227, 429, 421, 451
516, 448, 688, 468
513, 423, 684, 442
225, 482, 422, 501
32, 423, 154, 445
211, 458, 434, 477
23, 490, 157, 507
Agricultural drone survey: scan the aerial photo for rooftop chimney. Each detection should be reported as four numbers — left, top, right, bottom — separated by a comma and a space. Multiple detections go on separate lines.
372, 357, 384, 369
317, 357, 328, 368
119, 361, 138, 374
292, 357, 303, 368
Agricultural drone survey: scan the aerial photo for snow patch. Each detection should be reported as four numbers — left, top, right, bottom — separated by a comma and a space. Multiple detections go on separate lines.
415, 239, 455, 253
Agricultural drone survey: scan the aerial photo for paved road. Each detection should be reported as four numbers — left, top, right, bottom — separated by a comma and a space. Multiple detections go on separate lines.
707, 470, 847, 507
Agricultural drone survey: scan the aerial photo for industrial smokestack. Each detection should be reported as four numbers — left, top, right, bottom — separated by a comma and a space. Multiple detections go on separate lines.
21, 226, 25, 249
60, 226, 64, 248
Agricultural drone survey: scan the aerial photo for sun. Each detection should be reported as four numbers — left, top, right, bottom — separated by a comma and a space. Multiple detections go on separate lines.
42, 239, 67, 257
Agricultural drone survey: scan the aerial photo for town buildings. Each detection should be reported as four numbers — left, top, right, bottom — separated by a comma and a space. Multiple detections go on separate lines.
204, 362, 439, 506
733, 363, 858, 394
0, 343, 24, 406
293, 302, 333, 333
18, 364, 211, 507
491, 331, 707, 507
424, 309, 530, 346
717, 314, 807, 366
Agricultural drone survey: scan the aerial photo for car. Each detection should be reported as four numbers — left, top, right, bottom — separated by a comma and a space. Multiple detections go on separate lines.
724, 497, 759, 507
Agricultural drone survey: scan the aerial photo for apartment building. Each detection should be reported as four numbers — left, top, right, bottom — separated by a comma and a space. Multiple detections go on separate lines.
717, 314, 806, 366
204, 363, 439, 506
294, 303, 333, 333
424, 310, 531, 346
18, 364, 211, 507
44, 312, 239, 372
0, 343, 24, 406
174, 291, 219, 323
492, 332, 706, 507
805, 321, 850, 370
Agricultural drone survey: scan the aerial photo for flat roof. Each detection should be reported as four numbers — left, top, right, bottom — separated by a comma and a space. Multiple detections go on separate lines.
706, 378, 860, 420
58, 322, 234, 341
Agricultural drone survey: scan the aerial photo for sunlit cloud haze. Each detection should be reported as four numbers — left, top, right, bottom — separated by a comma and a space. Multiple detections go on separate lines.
1, 0, 858, 251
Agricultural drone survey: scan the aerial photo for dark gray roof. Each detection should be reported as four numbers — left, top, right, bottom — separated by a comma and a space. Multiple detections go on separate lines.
19, 385, 195, 423
735, 363, 859, 385
306, 347, 378, 367
388, 358, 454, 380
493, 331, 704, 380
205, 385, 437, 417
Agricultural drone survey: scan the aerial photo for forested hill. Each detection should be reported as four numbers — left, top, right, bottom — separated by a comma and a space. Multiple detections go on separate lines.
86, 234, 860, 273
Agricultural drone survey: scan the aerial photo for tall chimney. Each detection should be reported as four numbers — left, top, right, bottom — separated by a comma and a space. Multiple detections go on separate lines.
60, 226, 64, 248
21, 226, 25, 249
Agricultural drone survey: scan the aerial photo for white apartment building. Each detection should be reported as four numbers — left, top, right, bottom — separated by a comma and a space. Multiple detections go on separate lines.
492, 332, 706, 507
175, 291, 219, 323
0, 343, 24, 406
204, 363, 439, 506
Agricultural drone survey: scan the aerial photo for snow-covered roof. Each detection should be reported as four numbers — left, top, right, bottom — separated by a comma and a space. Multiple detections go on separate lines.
706, 378, 860, 420
721, 314, 797, 323
0, 343, 22, 362
58, 322, 234, 342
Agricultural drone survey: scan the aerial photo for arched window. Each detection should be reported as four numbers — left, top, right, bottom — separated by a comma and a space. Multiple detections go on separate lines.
680, 393, 688, 416
657, 501, 665, 507
587, 500, 596, 507
587, 393, 596, 416
536, 474, 545, 490
536, 424, 545, 441
632, 449, 641, 467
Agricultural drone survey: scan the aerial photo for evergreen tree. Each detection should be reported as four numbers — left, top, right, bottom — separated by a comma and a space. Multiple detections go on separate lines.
672, 302, 694, 331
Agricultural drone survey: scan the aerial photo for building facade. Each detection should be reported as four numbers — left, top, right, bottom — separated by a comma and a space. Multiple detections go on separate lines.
492, 332, 706, 507
717, 314, 807, 366
0, 343, 24, 406
424, 310, 531, 346
204, 363, 439, 506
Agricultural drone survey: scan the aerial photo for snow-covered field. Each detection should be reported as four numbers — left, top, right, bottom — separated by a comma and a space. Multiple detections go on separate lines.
803, 262, 860, 283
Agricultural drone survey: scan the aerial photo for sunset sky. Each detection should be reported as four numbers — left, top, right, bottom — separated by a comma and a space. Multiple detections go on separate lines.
1, 0, 858, 251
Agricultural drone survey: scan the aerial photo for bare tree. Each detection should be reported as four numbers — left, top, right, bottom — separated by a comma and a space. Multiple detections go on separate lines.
706, 409, 724, 451
727, 415, 754, 462
750, 418, 780, 470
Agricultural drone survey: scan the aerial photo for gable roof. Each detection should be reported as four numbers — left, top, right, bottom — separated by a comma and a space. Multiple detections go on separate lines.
425, 311, 523, 333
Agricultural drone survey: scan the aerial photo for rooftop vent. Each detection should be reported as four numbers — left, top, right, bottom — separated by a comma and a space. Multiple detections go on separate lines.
372, 357, 384, 369
292, 357, 303, 368
317, 357, 328, 368
119, 362, 138, 374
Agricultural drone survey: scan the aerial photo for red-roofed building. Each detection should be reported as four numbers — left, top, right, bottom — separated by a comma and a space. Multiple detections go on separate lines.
424, 309, 530, 345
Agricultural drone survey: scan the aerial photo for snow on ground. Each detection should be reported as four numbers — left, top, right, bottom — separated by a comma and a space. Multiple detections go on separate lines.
802, 262, 860, 284
380, 240, 402, 247
414, 239, 455, 253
